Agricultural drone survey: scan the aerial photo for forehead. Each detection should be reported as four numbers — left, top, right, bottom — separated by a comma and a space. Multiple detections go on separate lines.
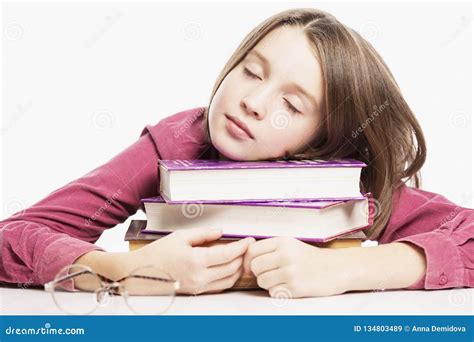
248, 25, 324, 109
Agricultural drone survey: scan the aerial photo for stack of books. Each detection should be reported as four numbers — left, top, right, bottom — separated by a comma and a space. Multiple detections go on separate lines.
124, 159, 375, 289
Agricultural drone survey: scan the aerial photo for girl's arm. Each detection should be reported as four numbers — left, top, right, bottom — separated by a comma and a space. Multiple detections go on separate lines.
0, 107, 208, 291
0, 123, 158, 290
243, 183, 473, 297
376, 183, 473, 290
338, 184, 473, 292
329, 241, 428, 292
73, 231, 254, 295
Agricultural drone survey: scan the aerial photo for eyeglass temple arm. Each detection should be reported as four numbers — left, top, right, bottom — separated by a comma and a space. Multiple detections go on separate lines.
115, 274, 180, 291
44, 269, 116, 292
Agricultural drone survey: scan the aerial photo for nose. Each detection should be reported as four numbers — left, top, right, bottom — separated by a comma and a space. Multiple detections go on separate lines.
241, 92, 267, 120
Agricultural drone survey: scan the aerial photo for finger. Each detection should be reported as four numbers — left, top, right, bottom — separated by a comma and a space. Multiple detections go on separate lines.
206, 256, 243, 283
257, 268, 287, 290
249, 251, 281, 276
243, 238, 278, 274
201, 268, 243, 294
178, 228, 222, 246
268, 284, 292, 299
202, 237, 254, 267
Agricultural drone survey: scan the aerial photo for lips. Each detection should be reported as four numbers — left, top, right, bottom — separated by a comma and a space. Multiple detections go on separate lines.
225, 114, 255, 139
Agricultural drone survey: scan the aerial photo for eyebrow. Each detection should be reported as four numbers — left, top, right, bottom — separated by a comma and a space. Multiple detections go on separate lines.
247, 49, 319, 110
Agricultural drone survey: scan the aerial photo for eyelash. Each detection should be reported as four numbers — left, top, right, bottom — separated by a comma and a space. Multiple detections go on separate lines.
243, 67, 260, 80
243, 67, 300, 114
284, 99, 300, 114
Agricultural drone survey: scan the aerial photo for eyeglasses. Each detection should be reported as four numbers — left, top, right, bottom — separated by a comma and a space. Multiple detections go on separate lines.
44, 264, 180, 315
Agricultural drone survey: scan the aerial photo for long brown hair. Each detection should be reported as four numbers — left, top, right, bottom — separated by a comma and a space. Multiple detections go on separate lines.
202, 8, 427, 240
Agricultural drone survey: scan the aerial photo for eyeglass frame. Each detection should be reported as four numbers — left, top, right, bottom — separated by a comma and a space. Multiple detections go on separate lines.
44, 263, 180, 315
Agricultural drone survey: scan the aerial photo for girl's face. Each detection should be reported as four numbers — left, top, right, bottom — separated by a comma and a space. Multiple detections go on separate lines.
208, 26, 324, 161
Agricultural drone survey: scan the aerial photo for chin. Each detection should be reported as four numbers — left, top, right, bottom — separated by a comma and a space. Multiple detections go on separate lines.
212, 137, 255, 161
214, 143, 245, 161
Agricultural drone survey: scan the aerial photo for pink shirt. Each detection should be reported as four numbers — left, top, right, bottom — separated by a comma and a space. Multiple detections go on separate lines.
1, 107, 472, 291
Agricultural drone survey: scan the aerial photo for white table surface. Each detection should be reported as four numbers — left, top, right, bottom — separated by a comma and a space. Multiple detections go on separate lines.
1, 286, 472, 315
1, 219, 472, 316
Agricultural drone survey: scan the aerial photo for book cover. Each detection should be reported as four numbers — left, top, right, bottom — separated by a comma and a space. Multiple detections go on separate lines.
142, 195, 347, 209
140, 193, 374, 243
125, 220, 367, 244
159, 158, 367, 171
159, 192, 366, 204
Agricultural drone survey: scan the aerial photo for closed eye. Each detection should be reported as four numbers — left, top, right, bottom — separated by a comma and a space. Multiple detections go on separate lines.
284, 99, 300, 114
244, 67, 300, 114
243, 67, 261, 80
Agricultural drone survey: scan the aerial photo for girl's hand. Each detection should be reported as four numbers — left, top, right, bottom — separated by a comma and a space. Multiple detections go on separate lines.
243, 237, 351, 298
131, 228, 255, 295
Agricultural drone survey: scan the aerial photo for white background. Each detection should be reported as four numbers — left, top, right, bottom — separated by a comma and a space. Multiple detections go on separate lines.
1, 1, 472, 252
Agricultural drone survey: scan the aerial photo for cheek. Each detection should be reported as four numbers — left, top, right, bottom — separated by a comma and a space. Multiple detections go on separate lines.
208, 111, 224, 145
254, 126, 290, 156
263, 119, 317, 151
214, 72, 242, 103
208, 89, 230, 136
292, 117, 319, 141
208, 73, 247, 136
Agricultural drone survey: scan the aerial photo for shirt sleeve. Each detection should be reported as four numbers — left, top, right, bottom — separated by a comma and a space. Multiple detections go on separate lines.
378, 184, 473, 290
0, 125, 162, 291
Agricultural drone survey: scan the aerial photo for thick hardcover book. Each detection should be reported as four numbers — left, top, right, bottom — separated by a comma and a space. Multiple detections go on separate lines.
141, 193, 374, 243
158, 159, 366, 203
159, 159, 367, 170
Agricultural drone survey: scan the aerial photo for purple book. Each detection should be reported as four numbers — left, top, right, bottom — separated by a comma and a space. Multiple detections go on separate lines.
142, 195, 346, 209
158, 158, 367, 203
140, 193, 374, 242
159, 158, 367, 170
